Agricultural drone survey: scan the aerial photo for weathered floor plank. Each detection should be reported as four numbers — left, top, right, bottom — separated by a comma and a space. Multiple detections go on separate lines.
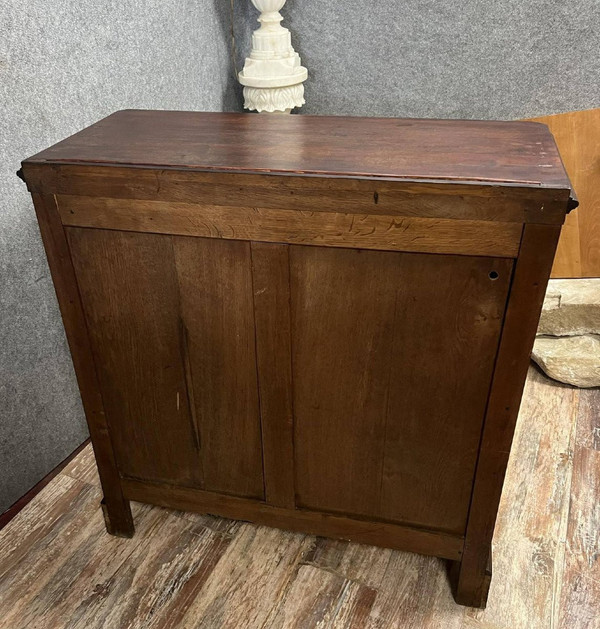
0, 369, 597, 629
558, 389, 600, 629
61, 444, 101, 487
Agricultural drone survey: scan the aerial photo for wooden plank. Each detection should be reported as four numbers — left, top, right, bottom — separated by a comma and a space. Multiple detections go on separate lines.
0, 438, 90, 532
25, 163, 567, 223
1, 373, 595, 627
250, 242, 295, 508
304, 538, 465, 628
61, 443, 100, 487
529, 109, 600, 277
172, 236, 264, 500
66, 228, 203, 489
121, 478, 464, 561
266, 563, 376, 628
0, 479, 154, 628
30, 194, 133, 537
558, 389, 600, 628
290, 246, 512, 534
290, 246, 400, 520
170, 525, 313, 629
452, 223, 562, 607
62, 513, 232, 629
57, 196, 523, 257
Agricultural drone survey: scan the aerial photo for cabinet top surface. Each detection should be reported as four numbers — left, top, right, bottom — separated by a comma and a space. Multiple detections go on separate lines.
24, 109, 571, 189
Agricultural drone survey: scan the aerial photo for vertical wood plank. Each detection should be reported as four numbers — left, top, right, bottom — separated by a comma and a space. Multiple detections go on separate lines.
67, 228, 203, 489
453, 223, 562, 607
251, 242, 295, 509
290, 246, 399, 519
31, 195, 133, 536
173, 236, 264, 500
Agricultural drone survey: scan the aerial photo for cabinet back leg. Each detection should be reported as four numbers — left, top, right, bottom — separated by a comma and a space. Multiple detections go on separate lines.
101, 497, 134, 538
449, 551, 492, 608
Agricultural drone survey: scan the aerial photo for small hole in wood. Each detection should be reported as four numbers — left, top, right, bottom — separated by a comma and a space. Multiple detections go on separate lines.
489, 271, 499, 280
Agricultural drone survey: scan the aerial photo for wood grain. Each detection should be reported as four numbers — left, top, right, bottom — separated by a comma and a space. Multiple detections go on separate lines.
173, 236, 264, 500
529, 109, 600, 277
453, 224, 562, 607
464, 369, 579, 627
290, 246, 512, 534
250, 242, 295, 509
22, 164, 567, 223
67, 228, 204, 489
121, 478, 464, 561
30, 194, 133, 537
558, 389, 600, 629
1, 369, 596, 628
24, 110, 572, 188
267, 563, 377, 628
57, 196, 523, 258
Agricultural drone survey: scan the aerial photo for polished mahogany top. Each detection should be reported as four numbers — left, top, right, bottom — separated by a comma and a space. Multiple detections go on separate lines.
25, 109, 572, 189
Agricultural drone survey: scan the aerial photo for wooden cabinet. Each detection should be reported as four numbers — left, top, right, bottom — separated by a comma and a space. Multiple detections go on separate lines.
20, 110, 575, 607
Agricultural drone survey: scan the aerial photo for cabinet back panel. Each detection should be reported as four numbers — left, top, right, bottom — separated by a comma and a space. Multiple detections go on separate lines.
67, 228, 264, 498
172, 236, 264, 499
67, 228, 203, 487
290, 247, 513, 534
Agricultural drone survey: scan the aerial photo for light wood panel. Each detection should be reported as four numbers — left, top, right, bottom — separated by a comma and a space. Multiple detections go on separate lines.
56, 196, 523, 258
290, 246, 513, 534
528, 109, 600, 278
2, 368, 595, 628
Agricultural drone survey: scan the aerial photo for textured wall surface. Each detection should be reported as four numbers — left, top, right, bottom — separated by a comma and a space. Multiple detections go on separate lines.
2, 0, 598, 513
0, 0, 234, 513
233, 0, 600, 119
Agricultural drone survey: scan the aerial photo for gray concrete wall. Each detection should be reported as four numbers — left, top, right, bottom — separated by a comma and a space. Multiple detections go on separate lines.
0, 0, 235, 513
233, 0, 600, 119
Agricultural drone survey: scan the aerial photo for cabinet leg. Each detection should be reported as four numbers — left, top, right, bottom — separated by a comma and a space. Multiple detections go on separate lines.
449, 550, 492, 608
101, 497, 135, 538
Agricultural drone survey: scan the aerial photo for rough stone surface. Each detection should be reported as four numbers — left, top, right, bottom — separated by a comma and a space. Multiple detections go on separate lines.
0, 0, 235, 514
532, 335, 600, 388
538, 279, 600, 336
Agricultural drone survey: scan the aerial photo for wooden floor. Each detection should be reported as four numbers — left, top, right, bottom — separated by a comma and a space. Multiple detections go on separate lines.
1, 367, 598, 628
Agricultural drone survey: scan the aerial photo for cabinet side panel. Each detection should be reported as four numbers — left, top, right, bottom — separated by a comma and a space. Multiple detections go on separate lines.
173, 236, 264, 500
291, 246, 512, 533
66, 227, 203, 488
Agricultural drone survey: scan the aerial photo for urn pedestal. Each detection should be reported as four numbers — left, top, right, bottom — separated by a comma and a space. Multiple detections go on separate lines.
239, 0, 308, 113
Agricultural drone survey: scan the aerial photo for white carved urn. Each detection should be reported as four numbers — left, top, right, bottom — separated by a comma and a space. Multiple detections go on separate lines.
238, 0, 308, 113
